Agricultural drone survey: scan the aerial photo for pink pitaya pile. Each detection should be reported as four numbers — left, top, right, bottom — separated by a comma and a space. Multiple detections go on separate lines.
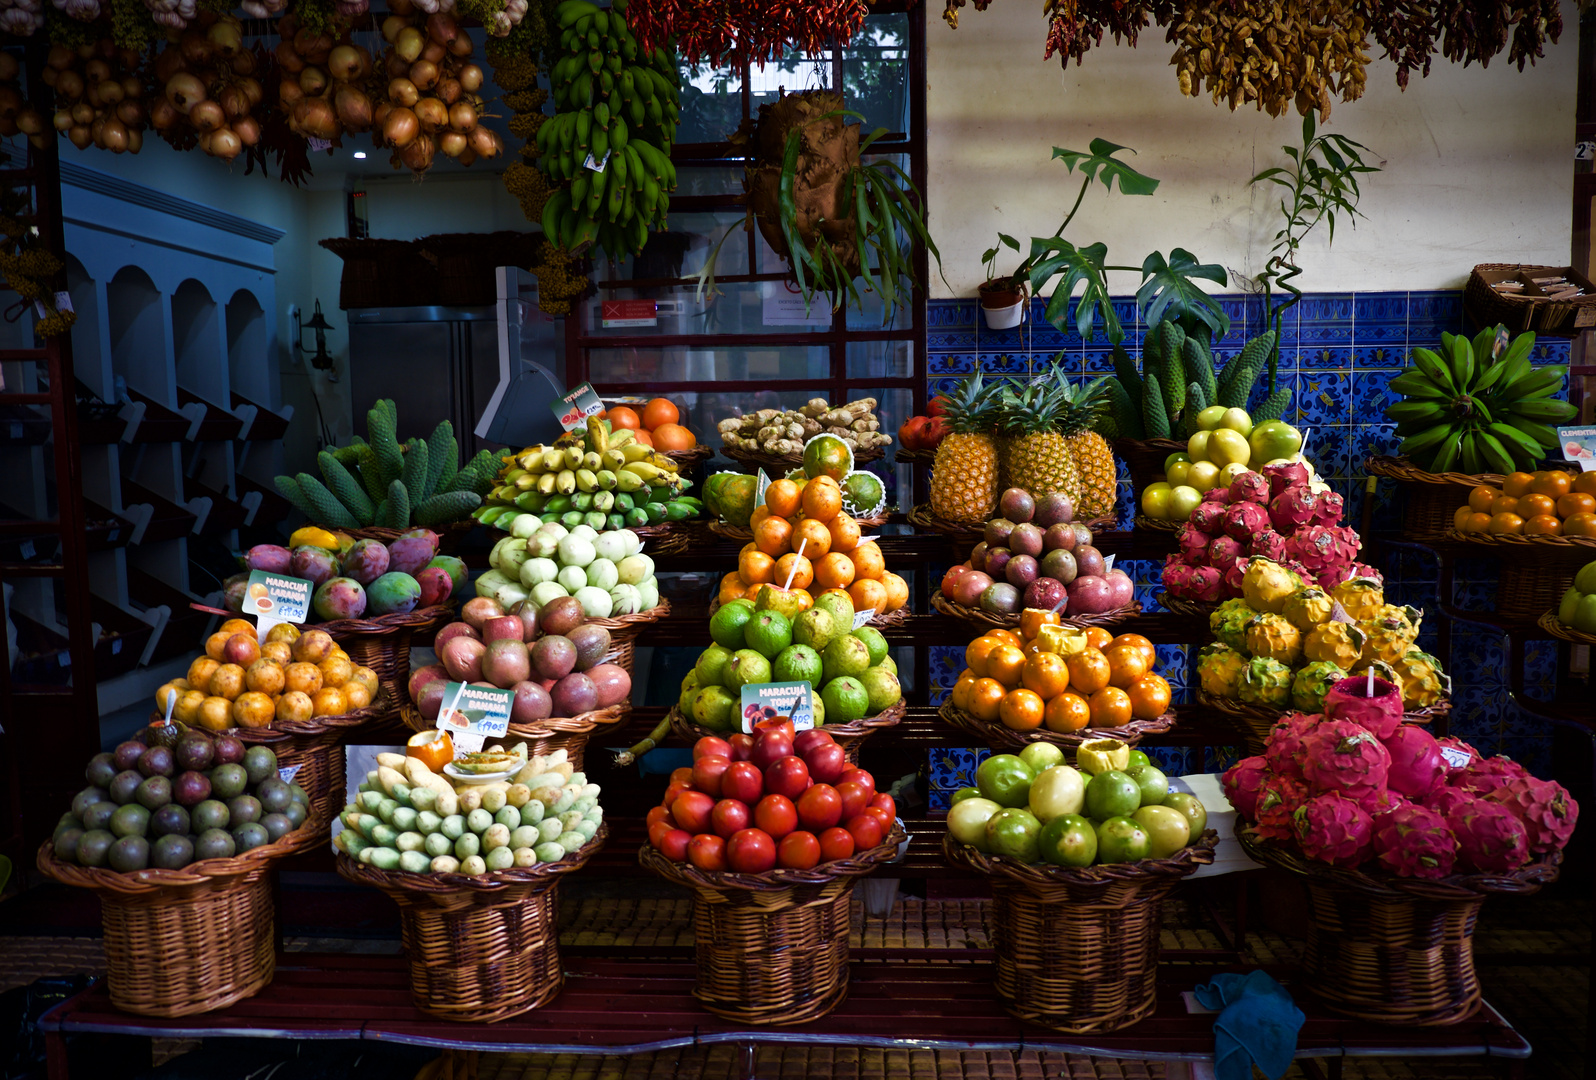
1191, 501, 1228, 534
1223, 502, 1273, 542
1264, 461, 1311, 497
1249, 529, 1290, 562
1222, 756, 1271, 818
1229, 470, 1272, 504
1312, 488, 1346, 526
1223, 557, 1252, 597
1285, 525, 1359, 588
1163, 558, 1223, 601
1347, 562, 1384, 587
1374, 805, 1457, 879
1177, 523, 1212, 566
1269, 484, 1324, 532
1202, 487, 1232, 506
1436, 736, 1481, 776
1208, 535, 1244, 572
1230, 706, 1576, 877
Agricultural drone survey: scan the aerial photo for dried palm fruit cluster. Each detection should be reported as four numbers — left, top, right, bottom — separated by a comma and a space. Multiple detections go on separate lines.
951, 0, 1564, 119
526, 235, 588, 316
625, 0, 869, 65
0, 184, 75, 337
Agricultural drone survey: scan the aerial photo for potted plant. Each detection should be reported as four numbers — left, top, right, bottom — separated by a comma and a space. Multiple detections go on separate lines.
978, 235, 1027, 329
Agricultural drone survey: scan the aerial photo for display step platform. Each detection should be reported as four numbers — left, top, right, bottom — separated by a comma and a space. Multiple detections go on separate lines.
41, 953, 1532, 1079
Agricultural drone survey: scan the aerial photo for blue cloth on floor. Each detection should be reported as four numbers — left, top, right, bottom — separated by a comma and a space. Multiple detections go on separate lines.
1193, 970, 1305, 1080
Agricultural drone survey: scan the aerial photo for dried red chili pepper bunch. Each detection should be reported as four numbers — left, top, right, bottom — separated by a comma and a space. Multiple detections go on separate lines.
627, 0, 870, 65
1041, 0, 1177, 69
1365, 0, 1563, 89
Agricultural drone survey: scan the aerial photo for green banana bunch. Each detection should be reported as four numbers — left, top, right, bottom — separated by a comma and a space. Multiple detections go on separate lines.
538, 0, 681, 259
1385, 324, 1577, 474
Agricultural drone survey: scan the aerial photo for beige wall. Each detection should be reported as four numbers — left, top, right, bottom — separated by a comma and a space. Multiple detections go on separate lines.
926, 4, 1578, 298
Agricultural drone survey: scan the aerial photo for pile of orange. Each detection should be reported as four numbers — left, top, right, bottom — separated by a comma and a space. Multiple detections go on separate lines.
1454, 469, 1596, 537
600, 397, 697, 452
950, 614, 1172, 734
154, 621, 379, 733
716, 473, 910, 616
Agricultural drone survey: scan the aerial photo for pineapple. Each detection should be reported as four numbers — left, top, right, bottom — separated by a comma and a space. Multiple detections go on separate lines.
1054, 374, 1117, 520
930, 371, 1003, 523
997, 371, 1080, 504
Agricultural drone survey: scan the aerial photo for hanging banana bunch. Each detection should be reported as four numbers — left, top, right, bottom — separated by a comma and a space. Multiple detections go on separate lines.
535, 0, 680, 259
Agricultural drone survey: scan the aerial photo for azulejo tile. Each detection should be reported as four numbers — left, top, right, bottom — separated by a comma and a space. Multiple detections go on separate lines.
1146, 747, 1198, 775
1354, 292, 1409, 325
927, 329, 978, 350
928, 299, 977, 327
1084, 347, 1117, 373
1500, 737, 1552, 779
1299, 292, 1354, 327
928, 747, 989, 789
1531, 339, 1572, 365
1296, 371, 1351, 425
929, 377, 963, 399
1205, 745, 1245, 774
1349, 369, 1399, 416
1349, 423, 1402, 465
1408, 291, 1463, 335
979, 352, 1028, 374
927, 787, 954, 813
977, 322, 1028, 350
929, 353, 976, 375
1303, 426, 1353, 478
1302, 344, 1353, 369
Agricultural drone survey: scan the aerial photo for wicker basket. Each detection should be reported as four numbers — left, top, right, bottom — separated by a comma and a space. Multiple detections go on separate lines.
584, 597, 671, 674
938, 700, 1175, 753
632, 521, 694, 556
226, 693, 386, 826
315, 603, 455, 720
944, 832, 1217, 1034
1194, 689, 1449, 755
1464, 263, 1596, 336
894, 446, 937, 465
931, 591, 1141, 633
1538, 610, 1596, 646
1113, 437, 1188, 500
707, 595, 909, 633
1238, 828, 1560, 1025
708, 509, 890, 543
1446, 530, 1596, 625
400, 702, 628, 771
319, 519, 476, 555
906, 503, 986, 551
335, 827, 606, 1023
1154, 592, 1219, 619
1133, 514, 1182, 535
1364, 457, 1503, 546
36, 814, 324, 1017
721, 443, 887, 474
638, 827, 906, 1025
668, 701, 905, 764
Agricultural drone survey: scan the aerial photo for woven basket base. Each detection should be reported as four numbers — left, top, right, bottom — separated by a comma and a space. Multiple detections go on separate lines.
399, 884, 566, 1023
691, 884, 855, 1025
101, 874, 276, 1017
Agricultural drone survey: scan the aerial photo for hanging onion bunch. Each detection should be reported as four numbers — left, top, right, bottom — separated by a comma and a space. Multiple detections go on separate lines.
0, 52, 50, 148
149, 14, 264, 162
274, 14, 375, 143
144, 0, 196, 32
42, 40, 145, 153
374, 2, 502, 174
0, 0, 44, 37
51, 0, 104, 23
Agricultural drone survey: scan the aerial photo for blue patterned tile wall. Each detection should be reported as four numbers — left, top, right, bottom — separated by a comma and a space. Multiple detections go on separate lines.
921, 289, 1572, 784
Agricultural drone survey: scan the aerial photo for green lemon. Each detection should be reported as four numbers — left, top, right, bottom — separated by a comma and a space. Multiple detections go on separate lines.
709, 600, 755, 650
744, 610, 793, 660
819, 676, 868, 723
772, 643, 823, 685
852, 626, 888, 667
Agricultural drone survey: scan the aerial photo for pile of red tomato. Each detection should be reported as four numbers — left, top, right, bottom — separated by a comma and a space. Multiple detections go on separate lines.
647, 721, 898, 874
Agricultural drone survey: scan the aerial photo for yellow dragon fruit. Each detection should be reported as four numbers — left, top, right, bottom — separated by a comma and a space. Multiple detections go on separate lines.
1209, 599, 1259, 652
1242, 559, 1300, 615
1197, 643, 1249, 698
1237, 656, 1293, 707
1331, 576, 1385, 622
1359, 605, 1422, 666
1244, 612, 1304, 666
1393, 648, 1452, 708
1282, 586, 1336, 631
1304, 621, 1367, 668
1291, 660, 1348, 712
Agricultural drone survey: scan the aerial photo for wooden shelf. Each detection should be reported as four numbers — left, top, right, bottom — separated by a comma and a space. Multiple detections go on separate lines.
234, 473, 292, 527
127, 567, 208, 664
123, 390, 192, 443
80, 500, 135, 551
177, 388, 244, 441
88, 594, 154, 679
183, 474, 247, 535
230, 389, 292, 442
122, 481, 196, 543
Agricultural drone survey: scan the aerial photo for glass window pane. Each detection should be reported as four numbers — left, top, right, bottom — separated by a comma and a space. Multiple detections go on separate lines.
672, 165, 747, 198
587, 345, 829, 383
846, 340, 913, 379
676, 62, 744, 144
844, 13, 910, 134
748, 54, 833, 116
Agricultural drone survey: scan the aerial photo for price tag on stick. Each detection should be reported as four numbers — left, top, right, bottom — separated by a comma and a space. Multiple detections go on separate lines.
436, 681, 514, 750
247, 570, 312, 641
739, 681, 814, 733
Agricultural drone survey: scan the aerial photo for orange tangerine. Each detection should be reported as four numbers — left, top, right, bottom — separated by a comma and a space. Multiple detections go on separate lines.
1529, 470, 1572, 498
965, 635, 1002, 677
1564, 512, 1596, 536
1453, 505, 1475, 532
987, 644, 1027, 688
1523, 514, 1562, 535
1083, 627, 1113, 651
999, 688, 1045, 731
1088, 686, 1133, 728
1488, 512, 1524, 534
1065, 648, 1112, 694
766, 478, 801, 518
642, 397, 679, 429
986, 629, 1025, 650
968, 677, 1006, 721
1557, 492, 1596, 518
792, 588, 814, 611
739, 548, 776, 584
1490, 494, 1519, 517
1044, 691, 1091, 733
801, 479, 842, 522
828, 513, 861, 553
754, 516, 793, 557
719, 579, 748, 606
1127, 672, 1172, 719
1517, 493, 1556, 519
849, 541, 885, 582
1105, 644, 1152, 688
951, 670, 979, 712
849, 578, 887, 615
1467, 486, 1498, 513
1108, 633, 1157, 669
792, 518, 833, 559
1463, 512, 1493, 533
743, 583, 766, 601
1021, 652, 1069, 698
607, 406, 641, 430
814, 551, 856, 590
750, 505, 771, 530
775, 553, 814, 590
880, 571, 909, 612
1575, 473, 1596, 497
1503, 471, 1534, 497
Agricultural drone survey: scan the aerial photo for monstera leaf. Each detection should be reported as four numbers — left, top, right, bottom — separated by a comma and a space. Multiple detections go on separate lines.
1137, 249, 1230, 341
1028, 238, 1121, 343
1052, 140, 1160, 196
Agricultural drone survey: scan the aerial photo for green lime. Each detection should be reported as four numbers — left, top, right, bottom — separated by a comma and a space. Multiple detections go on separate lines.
709, 600, 755, 650
678, 670, 700, 715
694, 645, 734, 688
793, 609, 837, 652
821, 635, 871, 683
852, 626, 888, 667
744, 610, 793, 660
691, 685, 737, 731
726, 649, 773, 689
858, 668, 901, 715
772, 643, 823, 685
819, 676, 868, 723
812, 591, 854, 634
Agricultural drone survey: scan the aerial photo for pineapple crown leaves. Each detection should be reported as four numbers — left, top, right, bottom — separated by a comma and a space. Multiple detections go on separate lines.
939, 370, 1004, 434
996, 365, 1111, 438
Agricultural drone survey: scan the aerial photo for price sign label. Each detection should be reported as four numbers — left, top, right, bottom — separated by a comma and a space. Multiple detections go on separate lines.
247, 570, 312, 640
739, 681, 814, 733
436, 681, 514, 744
553, 383, 606, 431
852, 609, 876, 630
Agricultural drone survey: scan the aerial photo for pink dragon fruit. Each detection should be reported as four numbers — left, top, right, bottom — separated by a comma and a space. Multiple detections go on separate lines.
1248, 529, 1290, 562
1177, 524, 1214, 566
1312, 488, 1346, 526
1451, 755, 1531, 797
1422, 786, 1475, 819
1381, 724, 1446, 798
1285, 525, 1360, 582
1191, 501, 1228, 534
1263, 461, 1312, 498
1223, 501, 1273, 543
1223, 557, 1252, 598
1208, 535, 1244, 573
1229, 471, 1272, 505
1435, 736, 1481, 776
1254, 774, 1309, 841
1346, 563, 1384, 588
1202, 487, 1233, 505
1294, 792, 1374, 867
1374, 804, 1458, 879
1222, 756, 1272, 819
1302, 719, 1391, 799
1487, 777, 1579, 854
1447, 798, 1531, 873
1270, 484, 1324, 532
1312, 564, 1356, 592
1264, 711, 1323, 779
1357, 788, 1409, 820
1163, 559, 1223, 602
1323, 675, 1405, 740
